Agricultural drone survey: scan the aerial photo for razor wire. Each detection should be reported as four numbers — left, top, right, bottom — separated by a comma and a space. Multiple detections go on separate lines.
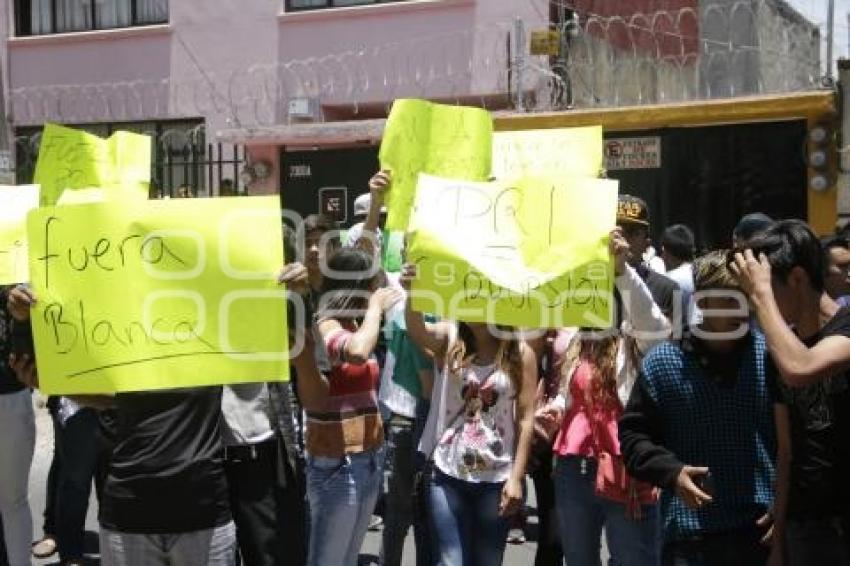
8, 0, 826, 152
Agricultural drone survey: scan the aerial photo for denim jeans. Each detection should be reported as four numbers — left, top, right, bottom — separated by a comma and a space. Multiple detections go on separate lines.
0, 389, 35, 566
306, 447, 384, 566
428, 469, 508, 566
100, 521, 236, 566
380, 413, 431, 566
554, 456, 660, 566
56, 407, 100, 561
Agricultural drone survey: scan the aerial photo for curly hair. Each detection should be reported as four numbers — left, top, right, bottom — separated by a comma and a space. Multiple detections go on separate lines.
445, 323, 524, 396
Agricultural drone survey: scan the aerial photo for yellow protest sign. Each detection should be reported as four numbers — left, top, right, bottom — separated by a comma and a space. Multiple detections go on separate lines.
408, 174, 618, 328
380, 99, 493, 231
0, 185, 40, 284
34, 123, 151, 206
27, 196, 289, 394
491, 126, 604, 180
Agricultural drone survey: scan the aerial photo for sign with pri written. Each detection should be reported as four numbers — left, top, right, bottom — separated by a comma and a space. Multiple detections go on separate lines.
27, 196, 289, 395
379, 99, 493, 232
604, 137, 662, 170
408, 174, 618, 328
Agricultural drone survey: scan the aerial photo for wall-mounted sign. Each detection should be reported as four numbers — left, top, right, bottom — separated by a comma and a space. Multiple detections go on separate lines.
319, 186, 347, 223
605, 137, 662, 170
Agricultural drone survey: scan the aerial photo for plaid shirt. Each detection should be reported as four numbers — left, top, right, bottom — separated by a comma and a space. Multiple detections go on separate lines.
640, 333, 777, 541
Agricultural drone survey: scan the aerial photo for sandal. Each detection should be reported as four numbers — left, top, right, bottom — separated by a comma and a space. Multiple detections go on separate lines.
32, 534, 58, 559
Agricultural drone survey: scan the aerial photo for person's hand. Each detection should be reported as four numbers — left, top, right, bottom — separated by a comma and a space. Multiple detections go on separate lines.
730, 249, 773, 298
277, 262, 309, 296
400, 263, 417, 291
609, 228, 629, 276
7, 285, 36, 322
369, 287, 402, 312
675, 466, 714, 509
533, 403, 563, 442
9, 353, 38, 389
499, 477, 523, 517
757, 511, 775, 545
368, 170, 392, 203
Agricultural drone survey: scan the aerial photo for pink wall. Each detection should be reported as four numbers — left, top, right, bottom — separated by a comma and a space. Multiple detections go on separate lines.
1, 0, 548, 191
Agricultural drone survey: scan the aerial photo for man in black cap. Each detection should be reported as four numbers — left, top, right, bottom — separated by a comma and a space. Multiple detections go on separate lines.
617, 195, 680, 323
732, 213, 774, 248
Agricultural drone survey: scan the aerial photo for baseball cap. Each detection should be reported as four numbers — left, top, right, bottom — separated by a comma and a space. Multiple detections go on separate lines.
353, 193, 387, 218
733, 213, 774, 243
617, 194, 650, 227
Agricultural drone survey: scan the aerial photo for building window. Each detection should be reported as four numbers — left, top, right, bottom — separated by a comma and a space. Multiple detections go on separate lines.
15, 0, 168, 37
15, 120, 246, 198
285, 0, 408, 11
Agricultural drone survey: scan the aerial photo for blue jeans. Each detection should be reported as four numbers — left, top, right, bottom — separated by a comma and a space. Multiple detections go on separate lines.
306, 447, 384, 566
428, 469, 508, 566
554, 456, 660, 566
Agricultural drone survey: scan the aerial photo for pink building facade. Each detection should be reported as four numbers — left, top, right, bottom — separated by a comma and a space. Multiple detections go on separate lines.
2, 0, 548, 208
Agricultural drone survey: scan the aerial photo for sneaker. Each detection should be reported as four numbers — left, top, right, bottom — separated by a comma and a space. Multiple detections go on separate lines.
32, 535, 58, 559
506, 527, 526, 544
368, 515, 384, 531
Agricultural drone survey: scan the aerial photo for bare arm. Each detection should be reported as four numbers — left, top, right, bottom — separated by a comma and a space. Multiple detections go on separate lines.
355, 171, 389, 258
511, 343, 538, 481
317, 287, 400, 365
734, 251, 850, 387
291, 329, 330, 411
499, 343, 538, 516
400, 263, 451, 361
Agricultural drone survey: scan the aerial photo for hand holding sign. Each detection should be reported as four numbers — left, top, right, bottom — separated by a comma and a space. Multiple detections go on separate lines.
27, 196, 289, 395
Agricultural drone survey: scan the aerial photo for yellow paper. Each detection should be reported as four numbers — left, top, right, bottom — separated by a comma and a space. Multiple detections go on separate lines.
380, 99, 493, 231
0, 185, 40, 284
57, 187, 148, 205
27, 196, 289, 394
408, 175, 618, 328
34, 123, 151, 206
491, 127, 604, 180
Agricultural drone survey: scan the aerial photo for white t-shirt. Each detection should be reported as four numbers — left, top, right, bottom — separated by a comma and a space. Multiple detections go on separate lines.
430, 359, 516, 483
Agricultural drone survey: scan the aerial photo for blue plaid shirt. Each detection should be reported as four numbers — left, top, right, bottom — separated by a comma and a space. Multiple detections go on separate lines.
641, 333, 777, 541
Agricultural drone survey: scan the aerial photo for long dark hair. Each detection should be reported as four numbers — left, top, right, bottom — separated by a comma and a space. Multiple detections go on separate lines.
316, 247, 380, 320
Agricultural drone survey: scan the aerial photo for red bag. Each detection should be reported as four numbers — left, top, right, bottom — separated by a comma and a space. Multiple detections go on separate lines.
594, 450, 658, 519
584, 371, 657, 519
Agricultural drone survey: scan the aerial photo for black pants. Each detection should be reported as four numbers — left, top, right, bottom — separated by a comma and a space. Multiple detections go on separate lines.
786, 516, 850, 566
663, 528, 769, 565
531, 453, 563, 566
225, 437, 307, 566
55, 407, 100, 562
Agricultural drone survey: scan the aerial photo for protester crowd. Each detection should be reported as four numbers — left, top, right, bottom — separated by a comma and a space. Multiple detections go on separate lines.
1, 169, 850, 566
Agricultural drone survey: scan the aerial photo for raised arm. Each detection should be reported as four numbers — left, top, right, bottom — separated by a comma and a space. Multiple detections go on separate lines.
611, 228, 670, 353
400, 263, 451, 362
354, 170, 390, 258
732, 250, 850, 387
